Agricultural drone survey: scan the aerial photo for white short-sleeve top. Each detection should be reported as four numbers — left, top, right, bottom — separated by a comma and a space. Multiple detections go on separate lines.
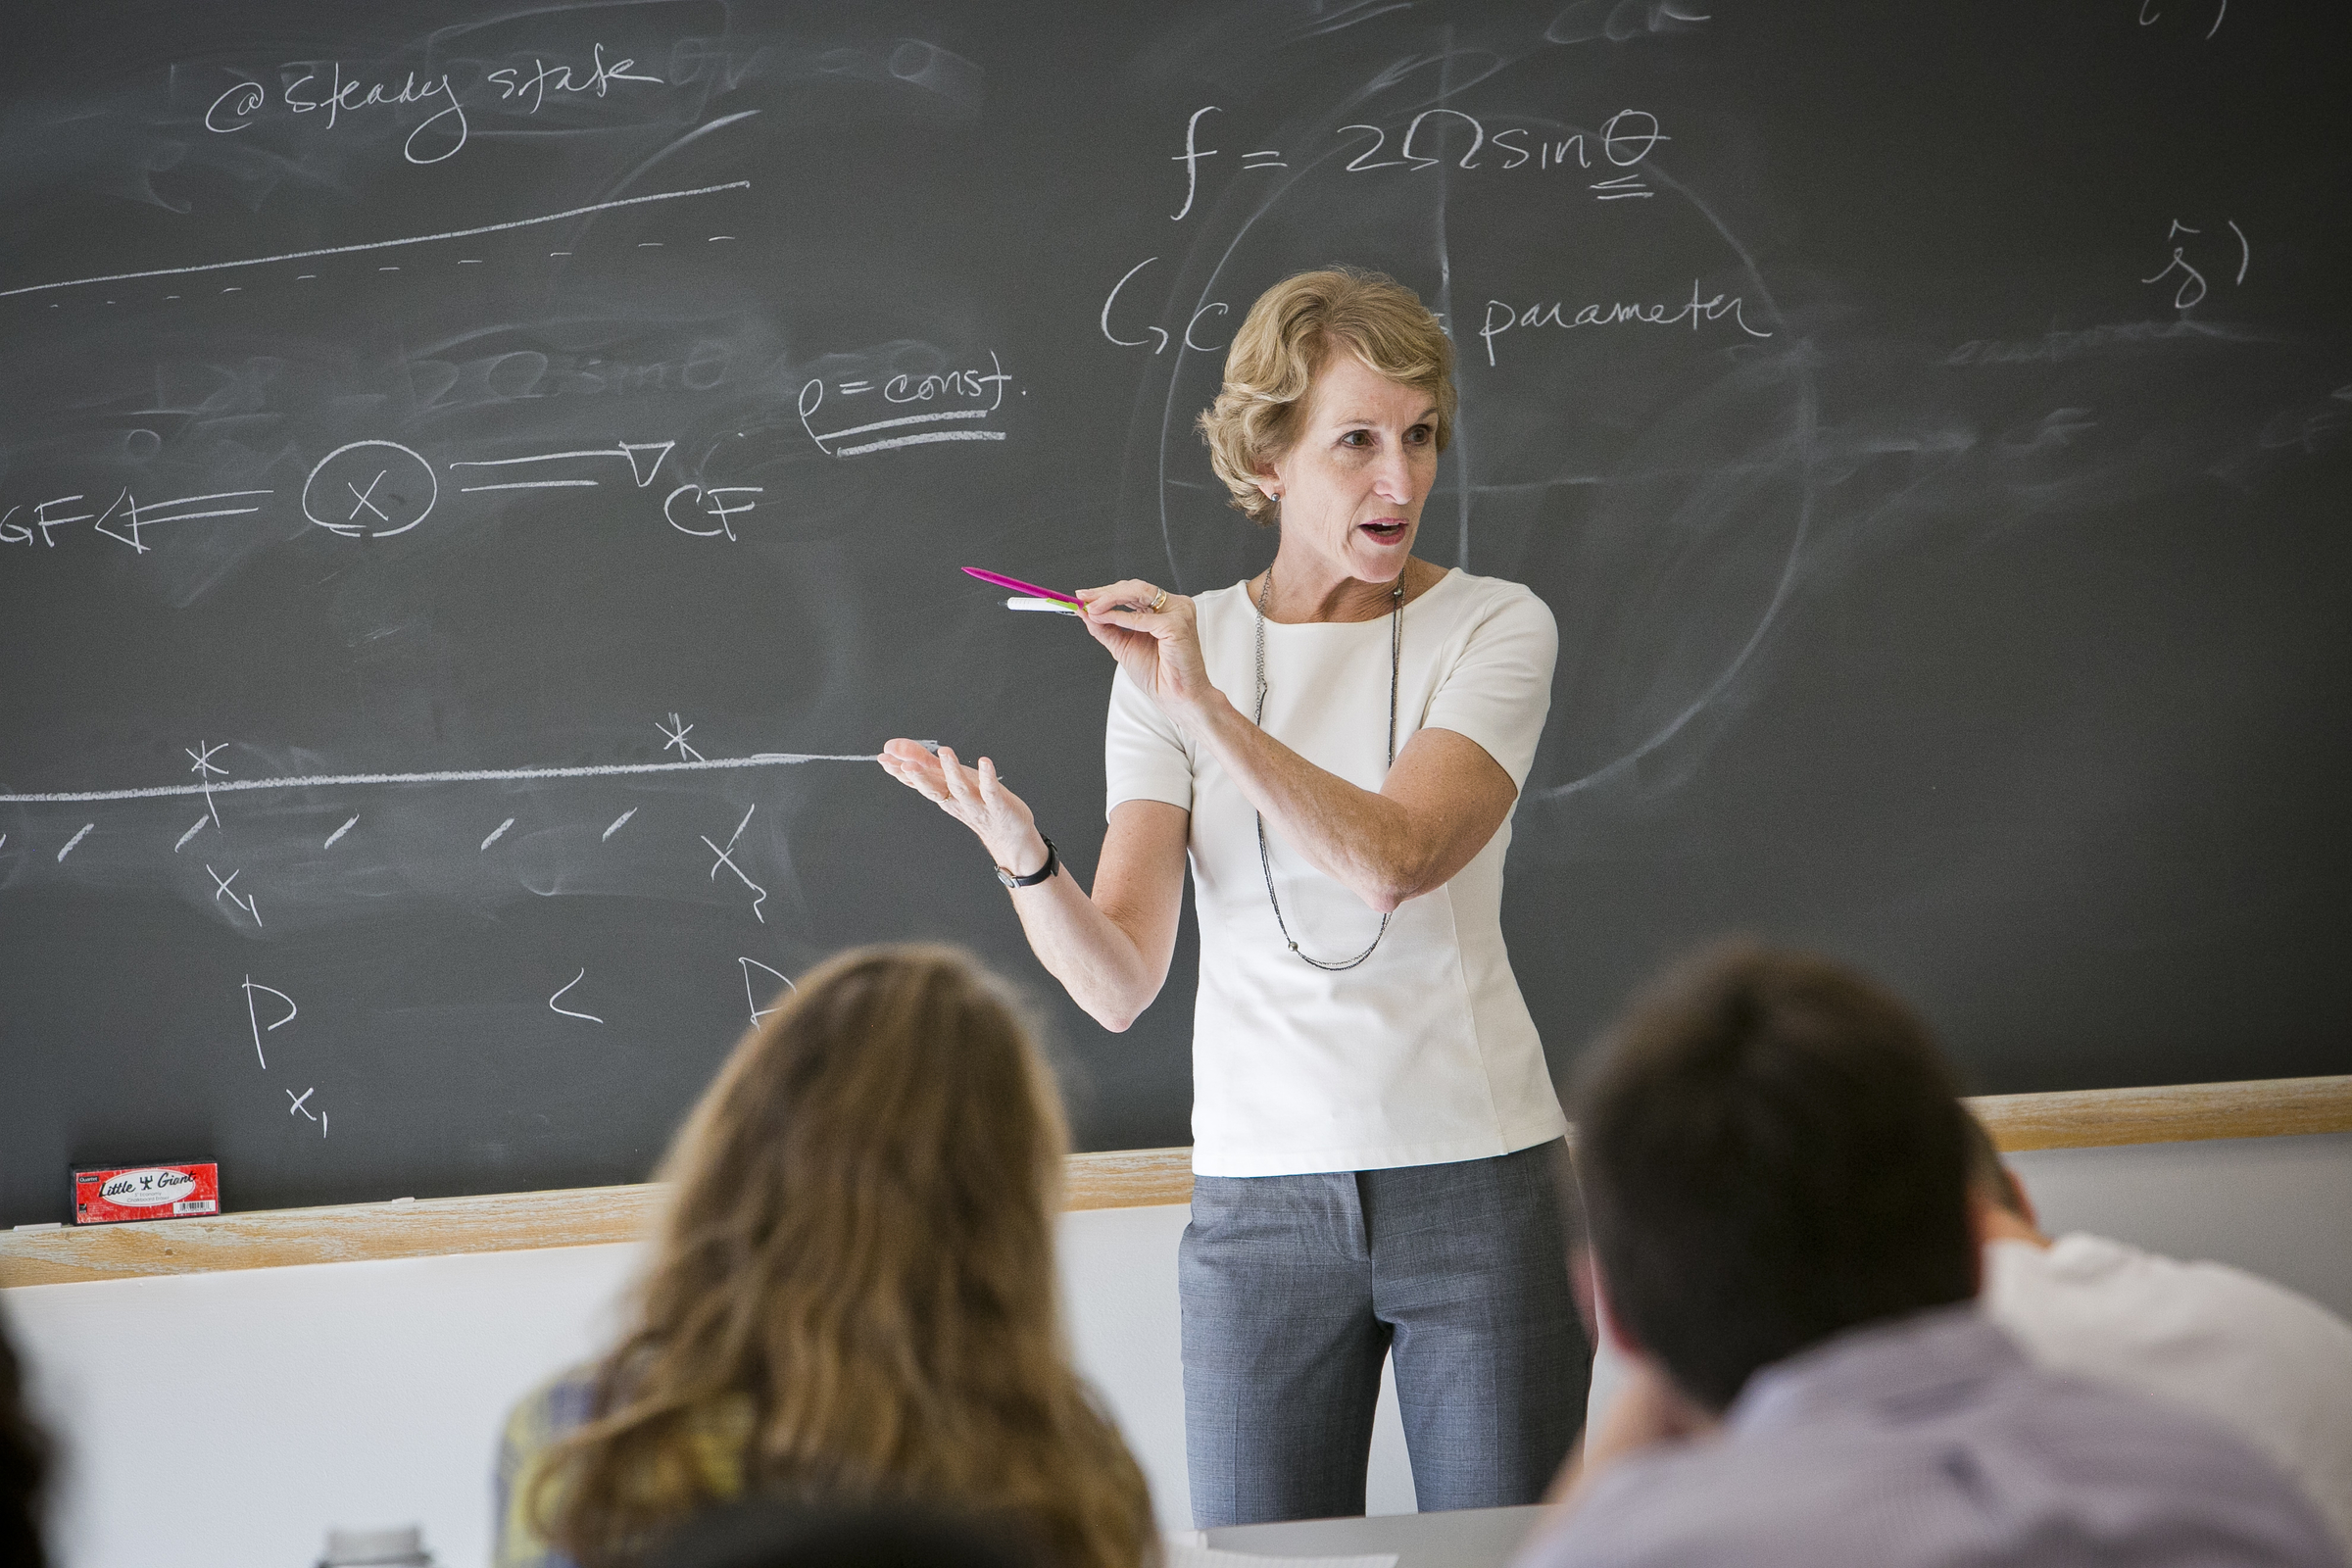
1105, 567, 1568, 1177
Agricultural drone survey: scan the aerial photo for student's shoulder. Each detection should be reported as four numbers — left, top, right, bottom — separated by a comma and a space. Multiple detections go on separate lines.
502, 1362, 599, 1461
2042, 1233, 2352, 1345
1533, 1438, 1850, 1566
2003, 1356, 2312, 1486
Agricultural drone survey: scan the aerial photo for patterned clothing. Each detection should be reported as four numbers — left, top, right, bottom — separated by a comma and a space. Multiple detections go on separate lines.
492, 1365, 751, 1568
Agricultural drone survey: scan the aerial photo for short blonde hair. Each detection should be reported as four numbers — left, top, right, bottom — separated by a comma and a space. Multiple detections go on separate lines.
1196, 267, 1457, 525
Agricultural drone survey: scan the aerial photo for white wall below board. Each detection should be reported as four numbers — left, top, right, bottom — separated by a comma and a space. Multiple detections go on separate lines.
10, 1130, 2349, 1568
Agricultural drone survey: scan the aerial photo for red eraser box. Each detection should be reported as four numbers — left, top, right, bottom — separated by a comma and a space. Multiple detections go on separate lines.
73, 1162, 220, 1224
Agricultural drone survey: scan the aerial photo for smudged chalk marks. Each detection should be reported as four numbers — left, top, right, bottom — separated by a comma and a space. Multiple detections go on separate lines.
242, 976, 296, 1069
550, 967, 604, 1023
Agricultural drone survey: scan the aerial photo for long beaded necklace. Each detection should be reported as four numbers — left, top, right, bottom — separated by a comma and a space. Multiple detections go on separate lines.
1252, 566, 1405, 971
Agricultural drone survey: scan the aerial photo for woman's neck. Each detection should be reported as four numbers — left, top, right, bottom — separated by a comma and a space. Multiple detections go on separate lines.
1253, 552, 1440, 623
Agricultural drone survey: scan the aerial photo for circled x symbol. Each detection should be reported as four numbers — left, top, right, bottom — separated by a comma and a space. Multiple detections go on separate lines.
303, 440, 438, 540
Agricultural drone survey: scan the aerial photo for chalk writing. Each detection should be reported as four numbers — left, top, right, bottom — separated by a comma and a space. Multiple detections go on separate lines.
0, 182, 748, 301
2141, 218, 2250, 311
450, 440, 673, 492
241, 976, 296, 1069
206, 864, 261, 927
659, 714, 704, 763
663, 483, 764, 540
740, 957, 795, 1024
92, 489, 272, 554
798, 353, 1013, 457
549, 966, 604, 1023
187, 740, 228, 828
0, 496, 94, 547
702, 805, 768, 923
200, 43, 667, 166
303, 441, 437, 539
0, 750, 874, 806
2137, 0, 2230, 38
1478, 284, 1773, 367
1161, 104, 1670, 220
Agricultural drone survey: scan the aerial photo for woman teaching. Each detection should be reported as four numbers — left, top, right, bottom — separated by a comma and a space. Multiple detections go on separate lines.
880, 268, 1585, 1526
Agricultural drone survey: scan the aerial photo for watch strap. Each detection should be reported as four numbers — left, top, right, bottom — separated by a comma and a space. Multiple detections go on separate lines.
996, 836, 1058, 890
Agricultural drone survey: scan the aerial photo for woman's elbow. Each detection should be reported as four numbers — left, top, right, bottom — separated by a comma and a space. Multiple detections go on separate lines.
1079, 974, 1161, 1034
1357, 851, 1443, 912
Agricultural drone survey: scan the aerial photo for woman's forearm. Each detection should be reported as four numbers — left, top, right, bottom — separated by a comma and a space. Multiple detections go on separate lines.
1007, 858, 1170, 1032
1182, 691, 1437, 912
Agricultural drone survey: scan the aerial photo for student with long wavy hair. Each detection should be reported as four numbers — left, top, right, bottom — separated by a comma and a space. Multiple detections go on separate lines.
492, 944, 1156, 1568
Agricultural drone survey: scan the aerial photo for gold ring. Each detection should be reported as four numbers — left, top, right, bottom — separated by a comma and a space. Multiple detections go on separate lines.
1149, 589, 1168, 612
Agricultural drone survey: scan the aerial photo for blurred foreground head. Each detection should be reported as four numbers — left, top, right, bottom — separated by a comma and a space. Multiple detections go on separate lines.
650, 1498, 1038, 1568
1573, 941, 1977, 1411
539, 943, 1152, 1568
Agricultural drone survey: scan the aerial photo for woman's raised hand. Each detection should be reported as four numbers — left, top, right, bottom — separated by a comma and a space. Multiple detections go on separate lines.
877, 740, 1046, 873
1076, 580, 1215, 717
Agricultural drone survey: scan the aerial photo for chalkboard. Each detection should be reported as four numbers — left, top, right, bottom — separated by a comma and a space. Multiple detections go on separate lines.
4, 0, 2347, 1226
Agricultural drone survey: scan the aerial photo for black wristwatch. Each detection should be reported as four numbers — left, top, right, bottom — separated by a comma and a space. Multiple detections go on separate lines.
995, 835, 1058, 890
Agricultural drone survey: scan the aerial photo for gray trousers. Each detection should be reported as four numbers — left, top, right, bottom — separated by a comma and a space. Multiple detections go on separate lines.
1178, 1140, 1588, 1528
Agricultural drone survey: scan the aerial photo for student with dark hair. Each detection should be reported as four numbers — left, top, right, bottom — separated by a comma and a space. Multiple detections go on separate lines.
1964, 1114, 2352, 1555
1520, 942, 2338, 1568
1, 1307, 49, 1568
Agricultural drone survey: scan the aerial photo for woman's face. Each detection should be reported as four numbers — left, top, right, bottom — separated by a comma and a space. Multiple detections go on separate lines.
1256, 352, 1440, 586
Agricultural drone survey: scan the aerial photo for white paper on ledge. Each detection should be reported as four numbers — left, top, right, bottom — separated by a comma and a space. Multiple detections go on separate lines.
1162, 1544, 1400, 1568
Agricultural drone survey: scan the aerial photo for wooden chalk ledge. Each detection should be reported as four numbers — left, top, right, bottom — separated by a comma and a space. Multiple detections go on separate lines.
3, 1076, 2346, 1290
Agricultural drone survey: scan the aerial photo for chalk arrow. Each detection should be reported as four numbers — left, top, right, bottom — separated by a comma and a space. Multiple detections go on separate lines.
621, 442, 675, 487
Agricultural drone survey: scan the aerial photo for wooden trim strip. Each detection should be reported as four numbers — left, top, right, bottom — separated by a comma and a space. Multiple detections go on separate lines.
1968, 1074, 2352, 1152
5, 1078, 2344, 1289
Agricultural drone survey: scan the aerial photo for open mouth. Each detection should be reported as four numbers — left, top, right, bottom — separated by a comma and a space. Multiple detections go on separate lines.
1359, 520, 1408, 543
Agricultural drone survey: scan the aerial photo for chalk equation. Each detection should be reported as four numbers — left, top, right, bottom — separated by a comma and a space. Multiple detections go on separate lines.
796, 353, 1016, 459
1, 432, 778, 555
1166, 103, 1671, 220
